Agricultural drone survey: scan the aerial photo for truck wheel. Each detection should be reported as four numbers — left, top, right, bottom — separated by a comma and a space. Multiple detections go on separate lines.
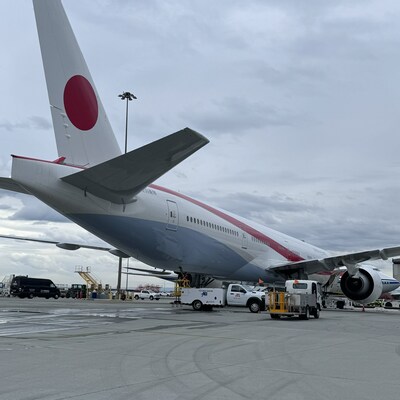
270, 314, 280, 319
248, 300, 260, 313
192, 300, 203, 311
149, 296, 154, 300
385, 302, 392, 308
300, 306, 310, 320
313, 307, 320, 319
336, 300, 345, 309
53, 294, 59, 299
134, 295, 139, 300
28, 293, 34, 299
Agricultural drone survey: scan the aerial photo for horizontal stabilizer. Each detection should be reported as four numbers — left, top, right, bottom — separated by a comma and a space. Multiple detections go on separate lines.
61, 127, 209, 204
0, 177, 31, 195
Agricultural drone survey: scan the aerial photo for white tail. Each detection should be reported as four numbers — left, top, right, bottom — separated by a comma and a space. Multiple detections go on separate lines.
33, 0, 121, 167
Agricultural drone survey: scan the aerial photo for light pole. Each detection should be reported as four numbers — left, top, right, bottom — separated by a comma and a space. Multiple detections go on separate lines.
118, 91, 137, 154
125, 258, 130, 293
116, 91, 136, 300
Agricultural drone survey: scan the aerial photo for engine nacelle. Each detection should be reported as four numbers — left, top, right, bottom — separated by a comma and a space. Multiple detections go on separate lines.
340, 266, 383, 304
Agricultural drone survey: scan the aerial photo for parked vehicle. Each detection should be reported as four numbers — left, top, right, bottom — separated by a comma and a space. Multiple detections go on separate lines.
180, 283, 265, 312
10, 276, 60, 299
268, 280, 321, 320
66, 284, 87, 299
0, 282, 8, 297
57, 284, 69, 298
133, 290, 161, 300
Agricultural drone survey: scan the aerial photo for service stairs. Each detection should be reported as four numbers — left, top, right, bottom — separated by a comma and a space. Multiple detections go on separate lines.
75, 266, 102, 291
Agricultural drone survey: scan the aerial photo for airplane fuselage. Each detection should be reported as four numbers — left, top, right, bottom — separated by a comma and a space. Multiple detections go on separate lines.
11, 154, 398, 293
11, 155, 328, 282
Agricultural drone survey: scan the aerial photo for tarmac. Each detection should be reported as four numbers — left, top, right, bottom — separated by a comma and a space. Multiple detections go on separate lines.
1, 297, 400, 400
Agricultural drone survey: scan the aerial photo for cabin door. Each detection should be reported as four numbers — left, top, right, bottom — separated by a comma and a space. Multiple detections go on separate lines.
166, 200, 179, 231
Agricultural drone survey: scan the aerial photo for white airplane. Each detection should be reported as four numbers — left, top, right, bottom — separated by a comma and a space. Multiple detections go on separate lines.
0, 0, 399, 304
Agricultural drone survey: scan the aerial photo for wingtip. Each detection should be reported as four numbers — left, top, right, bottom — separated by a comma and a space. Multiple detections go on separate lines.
183, 127, 210, 145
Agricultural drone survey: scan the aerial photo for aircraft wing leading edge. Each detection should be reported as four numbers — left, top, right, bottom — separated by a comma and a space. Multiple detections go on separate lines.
0, 234, 130, 258
267, 245, 400, 276
61, 128, 209, 204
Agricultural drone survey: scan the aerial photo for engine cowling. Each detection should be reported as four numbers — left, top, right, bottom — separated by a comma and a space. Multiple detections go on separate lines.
340, 266, 383, 304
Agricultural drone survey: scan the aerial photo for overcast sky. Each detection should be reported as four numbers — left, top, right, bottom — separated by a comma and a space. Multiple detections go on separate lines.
1, 0, 400, 287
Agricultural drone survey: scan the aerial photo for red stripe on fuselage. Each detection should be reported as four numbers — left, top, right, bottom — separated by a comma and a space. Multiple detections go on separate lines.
11, 155, 85, 169
150, 184, 304, 262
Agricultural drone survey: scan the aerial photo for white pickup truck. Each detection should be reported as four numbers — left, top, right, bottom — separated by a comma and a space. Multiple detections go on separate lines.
133, 290, 161, 300
180, 283, 265, 312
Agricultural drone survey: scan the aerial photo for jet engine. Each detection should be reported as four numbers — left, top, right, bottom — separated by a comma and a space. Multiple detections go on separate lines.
340, 265, 383, 304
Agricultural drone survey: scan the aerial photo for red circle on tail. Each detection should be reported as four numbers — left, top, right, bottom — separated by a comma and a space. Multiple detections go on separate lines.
63, 75, 98, 131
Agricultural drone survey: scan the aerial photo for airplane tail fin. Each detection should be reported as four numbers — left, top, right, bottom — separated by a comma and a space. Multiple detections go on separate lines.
33, 0, 121, 167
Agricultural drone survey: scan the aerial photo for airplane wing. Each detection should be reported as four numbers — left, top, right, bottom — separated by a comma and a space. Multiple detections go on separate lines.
123, 266, 178, 281
0, 234, 129, 258
126, 266, 176, 276
61, 127, 209, 204
0, 177, 31, 195
267, 245, 400, 276
123, 272, 178, 282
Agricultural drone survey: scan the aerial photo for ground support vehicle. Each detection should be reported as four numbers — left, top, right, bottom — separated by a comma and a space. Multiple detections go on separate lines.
322, 295, 352, 309
133, 290, 161, 300
9, 276, 60, 299
384, 300, 400, 308
0, 282, 9, 297
66, 284, 87, 299
180, 283, 265, 312
268, 280, 321, 320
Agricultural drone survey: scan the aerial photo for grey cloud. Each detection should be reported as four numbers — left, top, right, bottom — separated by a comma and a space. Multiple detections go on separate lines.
208, 191, 320, 216
28, 116, 53, 130
251, 63, 326, 87
185, 97, 301, 134
0, 203, 14, 210
0, 115, 52, 132
8, 197, 67, 223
